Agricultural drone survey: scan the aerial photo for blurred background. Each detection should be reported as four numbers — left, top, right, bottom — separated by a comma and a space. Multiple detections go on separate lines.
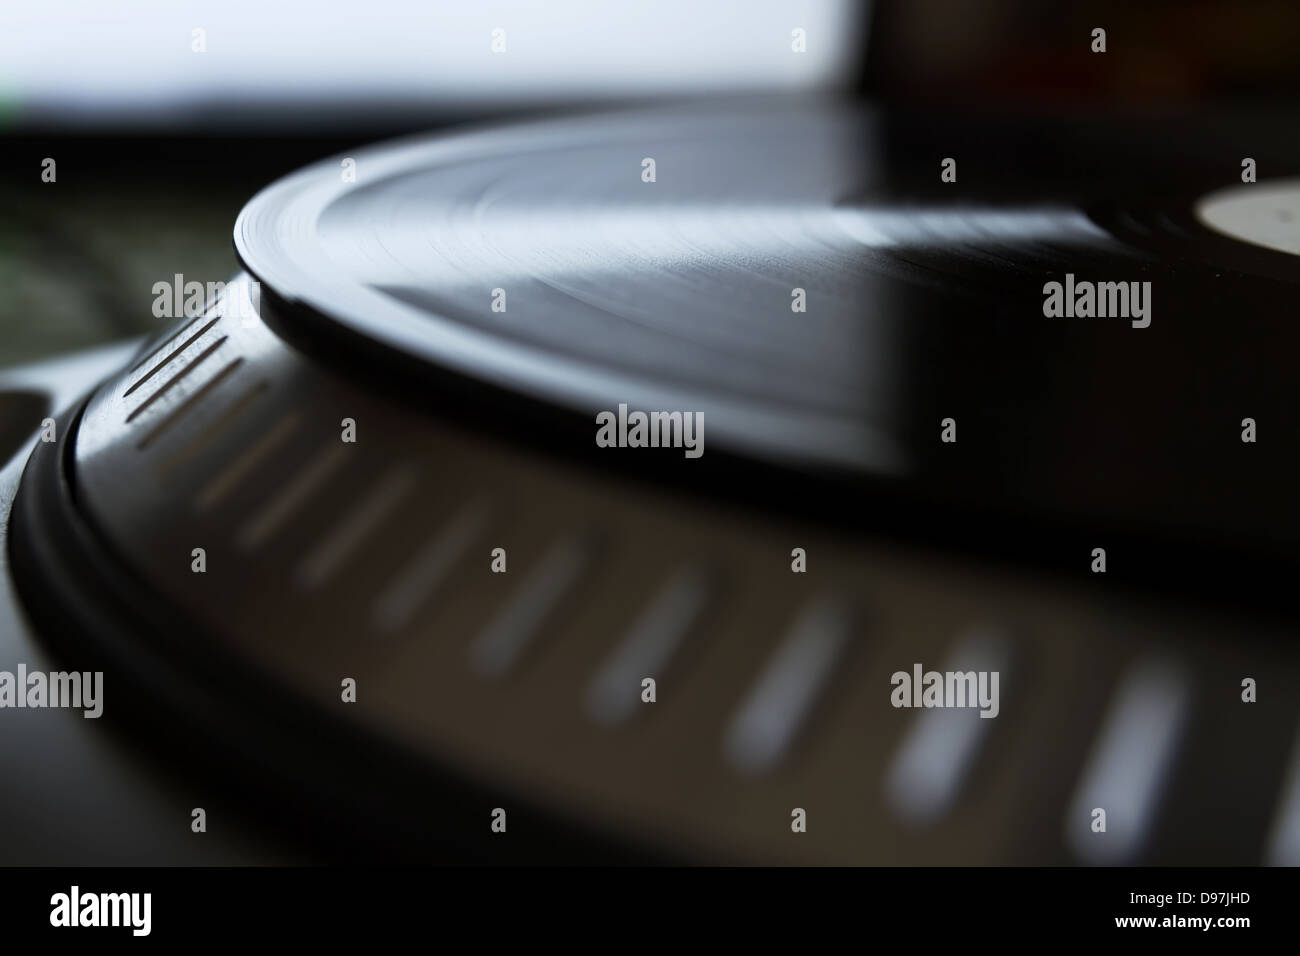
5, 0, 1300, 368
0, 0, 864, 368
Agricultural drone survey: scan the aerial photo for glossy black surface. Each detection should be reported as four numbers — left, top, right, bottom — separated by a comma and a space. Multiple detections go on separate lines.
236, 102, 1300, 551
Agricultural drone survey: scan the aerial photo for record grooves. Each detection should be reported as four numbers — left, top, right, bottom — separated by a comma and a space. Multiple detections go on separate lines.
233, 102, 1300, 552
8, 99, 1300, 866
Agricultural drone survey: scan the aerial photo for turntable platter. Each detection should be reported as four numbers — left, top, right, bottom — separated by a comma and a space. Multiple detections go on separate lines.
10, 101, 1300, 866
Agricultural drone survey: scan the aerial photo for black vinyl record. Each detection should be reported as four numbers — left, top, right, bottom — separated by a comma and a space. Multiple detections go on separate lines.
234, 101, 1300, 545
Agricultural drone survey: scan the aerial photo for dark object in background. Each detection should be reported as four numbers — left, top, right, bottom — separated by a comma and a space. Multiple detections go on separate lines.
865, 0, 1300, 106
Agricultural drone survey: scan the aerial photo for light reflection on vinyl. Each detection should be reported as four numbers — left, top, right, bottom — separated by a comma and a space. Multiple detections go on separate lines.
9, 100, 1300, 866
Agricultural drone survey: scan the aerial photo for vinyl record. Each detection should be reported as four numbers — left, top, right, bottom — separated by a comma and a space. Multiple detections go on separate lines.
234, 101, 1300, 540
